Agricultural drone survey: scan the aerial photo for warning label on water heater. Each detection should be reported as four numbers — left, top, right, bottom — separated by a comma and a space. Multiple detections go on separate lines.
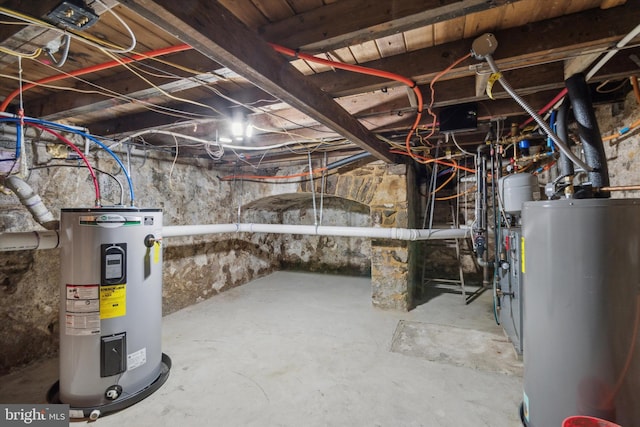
65, 284, 100, 335
100, 284, 126, 319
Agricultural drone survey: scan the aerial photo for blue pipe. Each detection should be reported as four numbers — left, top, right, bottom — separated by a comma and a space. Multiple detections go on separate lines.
0, 117, 135, 205
15, 122, 21, 160
547, 110, 556, 152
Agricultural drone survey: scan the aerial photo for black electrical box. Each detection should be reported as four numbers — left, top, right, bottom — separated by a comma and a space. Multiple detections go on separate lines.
439, 102, 478, 133
101, 333, 127, 377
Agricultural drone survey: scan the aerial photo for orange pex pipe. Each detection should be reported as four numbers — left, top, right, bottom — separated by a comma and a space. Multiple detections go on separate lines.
1, 44, 192, 112
270, 43, 425, 160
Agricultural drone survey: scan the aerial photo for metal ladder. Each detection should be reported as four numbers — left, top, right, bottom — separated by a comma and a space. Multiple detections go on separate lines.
420, 157, 479, 303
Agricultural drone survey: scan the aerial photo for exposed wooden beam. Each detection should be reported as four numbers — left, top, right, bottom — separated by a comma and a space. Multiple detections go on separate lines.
0, 0, 62, 41
119, 0, 398, 163
259, 0, 522, 53
306, 3, 638, 97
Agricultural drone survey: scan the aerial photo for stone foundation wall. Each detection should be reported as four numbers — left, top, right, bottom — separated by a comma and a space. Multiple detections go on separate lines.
0, 147, 418, 372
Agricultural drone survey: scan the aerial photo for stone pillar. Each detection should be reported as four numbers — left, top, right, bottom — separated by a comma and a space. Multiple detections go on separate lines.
369, 164, 416, 311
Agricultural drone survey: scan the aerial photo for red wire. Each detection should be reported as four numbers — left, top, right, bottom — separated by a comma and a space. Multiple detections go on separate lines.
28, 123, 101, 205
0, 44, 192, 112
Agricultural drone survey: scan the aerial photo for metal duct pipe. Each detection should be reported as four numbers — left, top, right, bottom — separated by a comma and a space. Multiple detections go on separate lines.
5, 176, 59, 230
565, 73, 610, 195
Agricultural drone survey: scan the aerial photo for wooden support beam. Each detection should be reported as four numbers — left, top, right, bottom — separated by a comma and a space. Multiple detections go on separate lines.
306, 4, 638, 97
260, 0, 521, 53
119, 0, 398, 163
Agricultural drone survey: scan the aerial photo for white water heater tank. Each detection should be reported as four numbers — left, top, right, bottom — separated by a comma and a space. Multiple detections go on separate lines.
54, 208, 169, 418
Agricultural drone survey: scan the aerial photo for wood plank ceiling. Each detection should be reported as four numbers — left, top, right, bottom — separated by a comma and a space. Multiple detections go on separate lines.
0, 0, 637, 167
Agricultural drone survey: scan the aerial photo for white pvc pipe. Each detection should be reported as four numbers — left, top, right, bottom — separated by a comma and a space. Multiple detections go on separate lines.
162, 223, 470, 241
0, 223, 470, 252
586, 23, 640, 81
162, 223, 240, 237
0, 231, 59, 251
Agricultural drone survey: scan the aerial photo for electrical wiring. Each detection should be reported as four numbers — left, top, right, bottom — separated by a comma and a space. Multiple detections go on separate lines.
30, 164, 124, 205
218, 167, 328, 181
44, 33, 70, 67
0, 43, 192, 112
421, 53, 473, 144
168, 134, 179, 190
435, 186, 476, 201
1, 120, 102, 205
389, 149, 477, 173
270, 43, 428, 162
431, 161, 458, 195
99, 49, 223, 116
119, 129, 349, 159
0, 45, 42, 59
94, 0, 137, 53
18, 117, 134, 205
449, 132, 474, 156
0, 5, 136, 54
0, 71, 213, 122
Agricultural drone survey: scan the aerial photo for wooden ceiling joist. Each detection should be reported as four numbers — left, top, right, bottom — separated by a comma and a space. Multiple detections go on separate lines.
259, 0, 523, 53
119, 0, 398, 163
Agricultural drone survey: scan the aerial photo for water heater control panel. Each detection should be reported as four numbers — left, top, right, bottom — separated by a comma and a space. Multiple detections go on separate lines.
101, 243, 127, 285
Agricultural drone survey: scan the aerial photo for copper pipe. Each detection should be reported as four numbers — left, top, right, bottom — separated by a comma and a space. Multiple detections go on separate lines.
631, 76, 640, 105
598, 185, 640, 192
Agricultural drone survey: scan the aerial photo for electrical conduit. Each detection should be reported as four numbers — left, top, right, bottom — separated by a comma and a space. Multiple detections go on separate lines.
484, 55, 593, 173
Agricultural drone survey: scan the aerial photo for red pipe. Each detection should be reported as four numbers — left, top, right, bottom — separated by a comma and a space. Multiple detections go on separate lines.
270, 43, 425, 159
1, 44, 192, 112
28, 123, 101, 205
520, 88, 568, 129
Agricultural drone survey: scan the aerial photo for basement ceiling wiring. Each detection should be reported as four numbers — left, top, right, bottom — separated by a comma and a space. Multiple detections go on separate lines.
0, 44, 192, 112
271, 43, 472, 163
0, 4, 136, 54
0, 45, 42, 59
99, 49, 224, 116
0, 71, 215, 122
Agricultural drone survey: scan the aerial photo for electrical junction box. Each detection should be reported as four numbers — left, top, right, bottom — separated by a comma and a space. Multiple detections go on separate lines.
46, 1, 99, 30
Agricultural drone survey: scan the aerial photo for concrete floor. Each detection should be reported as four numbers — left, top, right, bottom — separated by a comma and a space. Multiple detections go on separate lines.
0, 271, 523, 426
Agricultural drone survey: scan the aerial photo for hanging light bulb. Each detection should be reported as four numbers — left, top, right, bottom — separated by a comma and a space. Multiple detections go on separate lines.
231, 121, 243, 138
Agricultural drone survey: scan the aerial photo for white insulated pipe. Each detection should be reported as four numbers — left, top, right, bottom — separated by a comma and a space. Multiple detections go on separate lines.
0, 230, 59, 251
161, 223, 470, 241
0, 223, 469, 252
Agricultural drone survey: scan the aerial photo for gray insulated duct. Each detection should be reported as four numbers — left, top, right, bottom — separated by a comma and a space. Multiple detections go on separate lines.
565, 73, 610, 195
